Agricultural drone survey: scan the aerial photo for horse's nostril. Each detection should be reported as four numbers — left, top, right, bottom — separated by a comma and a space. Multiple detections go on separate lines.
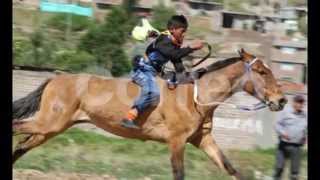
279, 97, 287, 105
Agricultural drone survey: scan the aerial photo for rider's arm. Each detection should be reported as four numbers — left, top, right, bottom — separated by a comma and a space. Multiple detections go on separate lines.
156, 37, 194, 60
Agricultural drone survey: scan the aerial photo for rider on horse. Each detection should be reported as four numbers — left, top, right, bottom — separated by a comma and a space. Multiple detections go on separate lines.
121, 15, 204, 129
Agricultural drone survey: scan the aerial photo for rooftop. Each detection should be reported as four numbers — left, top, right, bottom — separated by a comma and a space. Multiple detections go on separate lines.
270, 48, 307, 64
92, 0, 159, 9
93, 0, 122, 5
279, 81, 307, 94
280, 6, 308, 12
272, 39, 307, 49
187, 0, 223, 6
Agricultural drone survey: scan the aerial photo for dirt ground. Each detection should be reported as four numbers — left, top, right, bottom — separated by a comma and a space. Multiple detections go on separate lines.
13, 169, 155, 180
13, 169, 119, 180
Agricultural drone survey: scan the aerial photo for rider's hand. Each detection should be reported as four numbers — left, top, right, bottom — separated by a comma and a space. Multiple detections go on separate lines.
190, 40, 204, 50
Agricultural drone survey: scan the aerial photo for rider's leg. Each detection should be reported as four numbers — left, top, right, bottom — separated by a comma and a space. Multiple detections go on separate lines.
121, 70, 160, 129
167, 72, 178, 90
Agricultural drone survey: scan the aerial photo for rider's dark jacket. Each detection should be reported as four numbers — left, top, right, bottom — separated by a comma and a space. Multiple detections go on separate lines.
145, 34, 194, 73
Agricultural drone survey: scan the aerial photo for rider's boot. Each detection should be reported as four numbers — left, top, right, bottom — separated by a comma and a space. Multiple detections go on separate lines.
121, 108, 141, 130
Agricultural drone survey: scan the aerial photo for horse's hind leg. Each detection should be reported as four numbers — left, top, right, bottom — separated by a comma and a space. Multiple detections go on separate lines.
12, 108, 77, 164
13, 134, 45, 163
12, 116, 73, 164
190, 133, 243, 180
13, 117, 43, 135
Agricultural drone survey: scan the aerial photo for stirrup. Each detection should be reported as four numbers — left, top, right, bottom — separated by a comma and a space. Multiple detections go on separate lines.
121, 119, 141, 130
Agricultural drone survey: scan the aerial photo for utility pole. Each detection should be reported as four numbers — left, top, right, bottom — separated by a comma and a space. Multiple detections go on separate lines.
65, 0, 73, 42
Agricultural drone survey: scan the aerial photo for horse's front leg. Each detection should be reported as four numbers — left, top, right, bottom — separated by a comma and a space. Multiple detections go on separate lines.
168, 137, 186, 180
191, 133, 243, 180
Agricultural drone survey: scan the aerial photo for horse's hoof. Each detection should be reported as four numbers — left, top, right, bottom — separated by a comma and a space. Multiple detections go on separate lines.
234, 172, 244, 180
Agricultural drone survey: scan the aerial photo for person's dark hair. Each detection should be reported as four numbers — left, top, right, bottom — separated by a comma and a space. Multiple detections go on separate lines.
293, 95, 305, 103
167, 15, 188, 29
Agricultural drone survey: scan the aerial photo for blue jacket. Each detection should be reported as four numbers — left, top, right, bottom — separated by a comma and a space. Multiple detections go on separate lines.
145, 34, 194, 73
275, 105, 307, 145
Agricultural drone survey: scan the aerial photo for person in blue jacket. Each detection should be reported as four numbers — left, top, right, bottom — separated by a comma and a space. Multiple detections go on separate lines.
121, 15, 204, 129
273, 95, 307, 180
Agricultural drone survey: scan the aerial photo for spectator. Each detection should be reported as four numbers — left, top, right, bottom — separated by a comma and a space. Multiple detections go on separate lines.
273, 95, 307, 180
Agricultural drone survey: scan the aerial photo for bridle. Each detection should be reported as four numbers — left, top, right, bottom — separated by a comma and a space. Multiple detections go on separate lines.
193, 57, 269, 111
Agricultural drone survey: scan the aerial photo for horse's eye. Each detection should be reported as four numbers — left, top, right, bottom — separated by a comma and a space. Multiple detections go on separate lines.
260, 71, 267, 75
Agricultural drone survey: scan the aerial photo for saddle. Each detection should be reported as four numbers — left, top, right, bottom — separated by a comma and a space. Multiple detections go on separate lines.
159, 68, 207, 90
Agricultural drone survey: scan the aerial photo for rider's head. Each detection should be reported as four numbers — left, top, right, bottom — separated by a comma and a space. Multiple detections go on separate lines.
167, 15, 188, 45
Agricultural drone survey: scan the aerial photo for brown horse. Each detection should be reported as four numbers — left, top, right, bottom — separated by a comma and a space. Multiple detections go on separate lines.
13, 49, 287, 180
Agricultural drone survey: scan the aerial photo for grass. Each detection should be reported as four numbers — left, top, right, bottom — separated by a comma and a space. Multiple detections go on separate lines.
13, 128, 307, 180
13, 8, 91, 47
13, 7, 55, 27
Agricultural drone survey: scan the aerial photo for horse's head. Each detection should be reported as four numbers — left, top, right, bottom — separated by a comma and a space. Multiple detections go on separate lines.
238, 48, 287, 111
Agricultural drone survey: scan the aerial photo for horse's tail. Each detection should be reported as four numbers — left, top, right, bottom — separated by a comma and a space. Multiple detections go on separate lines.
12, 78, 52, 121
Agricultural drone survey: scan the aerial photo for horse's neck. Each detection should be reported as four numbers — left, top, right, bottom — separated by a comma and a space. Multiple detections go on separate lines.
195, 61, 246, 117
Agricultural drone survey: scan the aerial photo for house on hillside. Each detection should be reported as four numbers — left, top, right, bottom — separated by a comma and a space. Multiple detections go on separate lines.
92, 0, 173, 21
221, 10, 288, 34
270, 38, 307, 85
186, 0, 223, 15
216, 29, 273, 62
279, 6, 307, 20
277, 6, 307, 32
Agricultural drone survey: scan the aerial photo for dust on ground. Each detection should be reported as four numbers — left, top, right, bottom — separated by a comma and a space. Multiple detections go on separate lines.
13, 169, 118, 180
13, 169, 154, 180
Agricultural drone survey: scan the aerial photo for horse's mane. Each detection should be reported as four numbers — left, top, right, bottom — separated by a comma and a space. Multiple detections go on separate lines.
195, 57, 241, 79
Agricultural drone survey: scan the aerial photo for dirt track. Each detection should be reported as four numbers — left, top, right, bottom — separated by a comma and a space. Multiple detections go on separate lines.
13, 169, 118, 180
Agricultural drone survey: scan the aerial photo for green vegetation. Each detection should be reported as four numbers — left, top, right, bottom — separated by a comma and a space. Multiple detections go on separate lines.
225, 1, 249, 13
151, 3, 176, 31
46, 13, 94, 32
13, 8, 54, 27
53, 50, 95, 72
13, 38, 33, 65
79, 5, 136, 77
298, 16, 307, 36
13, 1, 138, 77
288, 0, 307, 6
14, 128, 307, 180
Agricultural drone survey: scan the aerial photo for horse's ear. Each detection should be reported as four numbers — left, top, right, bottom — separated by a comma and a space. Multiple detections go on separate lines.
237, 49, 244, 58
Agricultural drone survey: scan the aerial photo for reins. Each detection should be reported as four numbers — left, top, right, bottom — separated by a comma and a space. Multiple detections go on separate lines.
193, 57, 268, 111
192, 42, 212, 68
160, 41, 212, 73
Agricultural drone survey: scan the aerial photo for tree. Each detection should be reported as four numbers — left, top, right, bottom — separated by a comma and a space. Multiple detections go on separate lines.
79, 1, 137, 77
53, 50, 95, 72
298, 16, 307, 36
151, 3, 176, 31
30, 30, 44, 66
46, 13, 94, 32
13, 38, 32, 65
